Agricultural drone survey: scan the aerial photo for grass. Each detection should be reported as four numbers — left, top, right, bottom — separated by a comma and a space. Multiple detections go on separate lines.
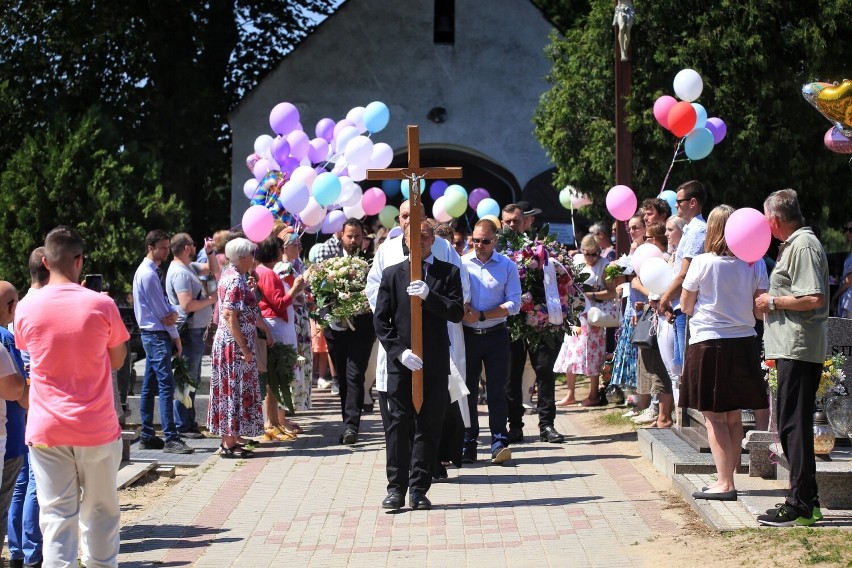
725, 528, 852, 566
596, 410, 636, 428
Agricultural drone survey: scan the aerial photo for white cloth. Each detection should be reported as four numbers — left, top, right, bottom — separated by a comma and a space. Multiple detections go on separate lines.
366, 235, 471, 427
682, 254, 768, 344
30, 438, 122, 568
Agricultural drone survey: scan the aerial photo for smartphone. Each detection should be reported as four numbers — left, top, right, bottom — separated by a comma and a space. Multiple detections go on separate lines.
84, 274, 103, 292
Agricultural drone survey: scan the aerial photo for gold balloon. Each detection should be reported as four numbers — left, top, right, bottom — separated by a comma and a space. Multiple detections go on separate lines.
802, 80, 852, 137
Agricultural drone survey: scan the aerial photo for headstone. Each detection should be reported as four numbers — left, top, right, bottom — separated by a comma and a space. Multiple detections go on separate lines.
826, 317, 852, 394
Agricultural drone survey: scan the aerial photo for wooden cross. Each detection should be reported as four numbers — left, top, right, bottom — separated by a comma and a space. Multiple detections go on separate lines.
367, 125, 462, 412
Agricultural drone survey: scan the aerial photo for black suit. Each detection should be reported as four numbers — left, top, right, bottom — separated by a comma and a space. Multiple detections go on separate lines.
373, 257, 464, 495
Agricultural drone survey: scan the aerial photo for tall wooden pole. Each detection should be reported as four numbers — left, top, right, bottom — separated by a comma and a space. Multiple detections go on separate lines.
614, 12, 633, 256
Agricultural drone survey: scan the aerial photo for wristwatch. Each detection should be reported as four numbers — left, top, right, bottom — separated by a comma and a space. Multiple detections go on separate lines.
768, 296, 776, 311
479, 310, 486, 322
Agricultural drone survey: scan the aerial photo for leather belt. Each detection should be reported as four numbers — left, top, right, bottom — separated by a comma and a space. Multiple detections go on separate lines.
464, 323, 507, 335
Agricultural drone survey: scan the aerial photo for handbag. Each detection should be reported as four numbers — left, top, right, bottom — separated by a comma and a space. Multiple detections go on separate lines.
203, 319, 217, 348
630, 307, 658, 348
587, 298, 620, 328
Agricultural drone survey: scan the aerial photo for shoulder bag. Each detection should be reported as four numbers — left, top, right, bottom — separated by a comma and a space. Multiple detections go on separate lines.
630, 307, 658, 348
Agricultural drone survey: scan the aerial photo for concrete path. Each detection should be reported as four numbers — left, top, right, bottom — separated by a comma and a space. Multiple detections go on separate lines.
118, 389, 678, 568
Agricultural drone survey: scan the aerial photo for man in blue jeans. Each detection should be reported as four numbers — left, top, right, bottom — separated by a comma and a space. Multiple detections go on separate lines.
133, 230, 193, 454
165, 232, 218, 438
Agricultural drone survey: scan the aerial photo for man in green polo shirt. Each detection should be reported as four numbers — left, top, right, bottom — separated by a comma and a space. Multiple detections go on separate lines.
755, 189, 828, 527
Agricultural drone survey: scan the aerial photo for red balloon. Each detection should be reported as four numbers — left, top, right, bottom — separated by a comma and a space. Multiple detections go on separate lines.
668, 101, 698, 138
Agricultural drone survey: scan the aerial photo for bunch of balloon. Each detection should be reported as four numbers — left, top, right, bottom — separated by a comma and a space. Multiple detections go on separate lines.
240, 100, 396, 242
802, 80, 852, 155
652, 69, 727, 163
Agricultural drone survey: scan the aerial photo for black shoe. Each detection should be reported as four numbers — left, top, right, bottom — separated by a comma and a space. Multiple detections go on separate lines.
362, 403, 374, 413
508, 427, 524, 444
178, 429, 205, 439
409, 491, 432, 510
462, 449, 477, 464
757, 503, 815, 527
433, 463, 449, 480
341, 429, 358, 445
381, 491, 405, 509
539, 426, 565, 443
9, 559, 24, 568
24, 562, 42, 568
163, 438, 194, 454
139, 436, 165, 450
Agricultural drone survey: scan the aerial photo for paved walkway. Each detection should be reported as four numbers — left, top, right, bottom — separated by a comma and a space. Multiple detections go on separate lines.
119, 390, 678, 568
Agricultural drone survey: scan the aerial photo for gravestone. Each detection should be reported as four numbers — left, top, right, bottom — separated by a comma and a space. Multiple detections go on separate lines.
826, 316, 852, 393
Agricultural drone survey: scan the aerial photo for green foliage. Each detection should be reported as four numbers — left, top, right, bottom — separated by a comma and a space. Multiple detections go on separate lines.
0, 109, 187, 292
535, 0, 852, 231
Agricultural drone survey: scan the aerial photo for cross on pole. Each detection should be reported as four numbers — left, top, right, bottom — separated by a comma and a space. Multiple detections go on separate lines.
367, 125, 462, 412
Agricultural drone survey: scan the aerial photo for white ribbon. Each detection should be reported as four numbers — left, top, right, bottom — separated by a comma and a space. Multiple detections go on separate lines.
543, 259, 565, 326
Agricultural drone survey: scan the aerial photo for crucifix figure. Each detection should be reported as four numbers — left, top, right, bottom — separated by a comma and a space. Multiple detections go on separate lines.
367, 125, 462, 411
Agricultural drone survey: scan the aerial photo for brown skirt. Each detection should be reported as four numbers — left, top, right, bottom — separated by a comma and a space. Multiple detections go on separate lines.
678, 337, 769, 413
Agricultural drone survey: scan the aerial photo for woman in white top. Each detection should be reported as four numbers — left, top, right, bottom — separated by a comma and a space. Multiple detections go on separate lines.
555, 234, 617, 406
680, 205, 769, 501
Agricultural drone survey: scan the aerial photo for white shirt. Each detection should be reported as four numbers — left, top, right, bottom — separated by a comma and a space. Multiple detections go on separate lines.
682, 253, 768, 344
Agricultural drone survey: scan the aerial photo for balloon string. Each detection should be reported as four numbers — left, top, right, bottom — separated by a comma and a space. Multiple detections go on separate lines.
660, 138, 685, 193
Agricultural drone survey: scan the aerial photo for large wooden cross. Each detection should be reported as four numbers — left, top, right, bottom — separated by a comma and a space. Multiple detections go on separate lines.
366, 125, 462, 412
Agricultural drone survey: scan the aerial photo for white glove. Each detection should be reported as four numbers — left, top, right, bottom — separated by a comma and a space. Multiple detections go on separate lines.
399, 349, 424, 371
406, 280, 429, 300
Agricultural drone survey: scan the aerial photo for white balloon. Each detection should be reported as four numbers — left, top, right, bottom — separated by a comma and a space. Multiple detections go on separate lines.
370, 142, 394, 169
334, 125, 359, 154
253, 134, 274, 155
347, 162, 367, 182
299, 197, 326, 227
673, 68, 703, 102
337, 176, 356, 203
303, 223, 323, 235
344, 135, 374, 166
631, 242, 664, 274
432, 196, 452, 223
243, 178, 258, 199
342, 185, 363, 207
346, 106, 367, 133
639, 257, 673, 296
343, 200, 366, 219
290, 165, 317, 190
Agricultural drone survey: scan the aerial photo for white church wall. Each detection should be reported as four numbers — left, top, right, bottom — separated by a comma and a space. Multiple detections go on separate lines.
230, 0, 557, 225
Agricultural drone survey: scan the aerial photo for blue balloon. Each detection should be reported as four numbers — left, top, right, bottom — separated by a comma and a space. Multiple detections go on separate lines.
312, 172, 342, 207
381, 179, 400, 197
476, 198, 500, 219
400, 178, 425, 200
363, 101, 390, 133
691, 103, 708, 129
684, 128, 714, 161
429, 180, 448, 200
658, 190, 677, 215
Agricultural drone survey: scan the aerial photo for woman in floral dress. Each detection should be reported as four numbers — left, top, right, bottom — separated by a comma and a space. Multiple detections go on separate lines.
209, 238, 272, 457
555, 234, 615, 406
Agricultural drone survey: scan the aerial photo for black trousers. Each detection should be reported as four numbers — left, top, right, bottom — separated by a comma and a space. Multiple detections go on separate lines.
776, 358, 821, 515
325, 314, 375, 432
463, 327, 510, 452
506, 338, 558, 431
379, 373, 448, 494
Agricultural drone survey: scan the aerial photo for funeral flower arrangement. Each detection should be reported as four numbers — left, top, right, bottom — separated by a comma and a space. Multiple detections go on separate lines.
498, 227, 587, 350
172, 355, 199, 409
304, 255, 371, 329
763, 353, 847, 405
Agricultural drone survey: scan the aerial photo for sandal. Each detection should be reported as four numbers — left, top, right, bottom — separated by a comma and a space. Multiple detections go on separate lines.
220, 444, 254, 458
282, 421, 304, 435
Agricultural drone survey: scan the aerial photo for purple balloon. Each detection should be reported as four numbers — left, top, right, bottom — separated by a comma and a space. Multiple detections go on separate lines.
280, 157, 300, 176
429, 180, 449, 201
706, 117, 727, 145
468, 187, 491, 209
315, 118, 336, 142
322, 209, 347, 234
269, 102, 300, 136
271, 137, 291, 165
308, 138, 330, 164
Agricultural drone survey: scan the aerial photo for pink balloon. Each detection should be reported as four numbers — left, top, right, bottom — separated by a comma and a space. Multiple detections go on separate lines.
824, 127, 852, 154
653, 95, 678, 129
606, 185, 637, 221
252, 159, 270, 181
630, 242, 665, 274
468, 188, 490, 209
361, 187, 387, 216
242, 205, 274, 243
725, 208, 771, 264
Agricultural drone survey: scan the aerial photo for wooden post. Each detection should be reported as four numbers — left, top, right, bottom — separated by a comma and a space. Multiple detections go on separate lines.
366, 126, 462, 412
614, 9, 633, 256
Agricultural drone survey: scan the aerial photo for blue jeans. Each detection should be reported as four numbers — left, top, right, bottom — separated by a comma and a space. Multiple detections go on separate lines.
672, 310, 687, 367
174, 327, 204, 432
8, 454, 42, 564
140, 330, 178, 441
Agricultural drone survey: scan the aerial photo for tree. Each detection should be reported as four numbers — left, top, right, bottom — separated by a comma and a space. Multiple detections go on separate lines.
535, 0, 852, 239
0, 0, 339, 236
0, 108, 186, 292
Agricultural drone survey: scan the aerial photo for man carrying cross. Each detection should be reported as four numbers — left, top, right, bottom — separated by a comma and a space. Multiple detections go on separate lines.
373, 221, 464, 510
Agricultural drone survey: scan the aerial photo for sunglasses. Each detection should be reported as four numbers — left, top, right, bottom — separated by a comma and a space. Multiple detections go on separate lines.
582, 251, 599, 257
74, 253, 88, 267
845, 227, 852, 233
472, 238, 493, 245
676, 198, 691, 204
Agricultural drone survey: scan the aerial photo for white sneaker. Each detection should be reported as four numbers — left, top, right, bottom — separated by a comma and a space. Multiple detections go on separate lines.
622, 408, 640, 418
632, 408, 658, 424
317, 378, 332, 389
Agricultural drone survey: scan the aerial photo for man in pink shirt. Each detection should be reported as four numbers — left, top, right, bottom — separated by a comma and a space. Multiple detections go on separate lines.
14, 226, 129, 568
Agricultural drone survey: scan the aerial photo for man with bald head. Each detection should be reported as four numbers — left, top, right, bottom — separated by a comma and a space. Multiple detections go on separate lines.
15, 225, 129, 567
